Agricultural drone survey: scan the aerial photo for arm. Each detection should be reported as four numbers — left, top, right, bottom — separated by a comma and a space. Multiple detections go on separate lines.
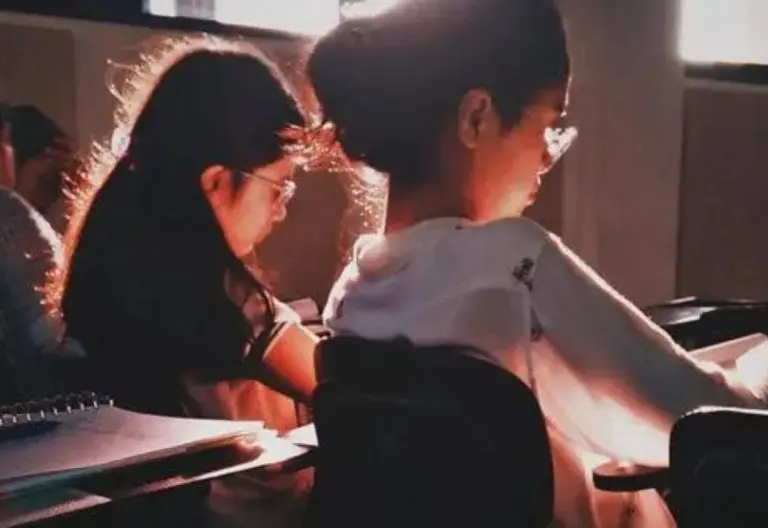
530, 235, 765, 465
0, 189, 62, 398
242, 298, 318, 404
260, 322, 319, 403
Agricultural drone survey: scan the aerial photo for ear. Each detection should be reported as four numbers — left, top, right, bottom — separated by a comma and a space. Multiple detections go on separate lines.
457, 89, 496, 149
200, 165, 231, 205
201, 165, 254, 256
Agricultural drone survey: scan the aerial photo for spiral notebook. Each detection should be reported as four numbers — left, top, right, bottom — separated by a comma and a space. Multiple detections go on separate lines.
0, 392, 268, 495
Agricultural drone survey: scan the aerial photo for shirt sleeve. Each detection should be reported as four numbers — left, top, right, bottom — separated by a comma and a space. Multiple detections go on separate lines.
239, 291, 302, 363
0, 189, 62, 398
261, 299, 302, 355
529, 234, 766, 465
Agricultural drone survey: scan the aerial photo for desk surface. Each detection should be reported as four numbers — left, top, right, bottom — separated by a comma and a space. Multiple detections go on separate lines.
646, 300, 768, 328
646, 306, 717, 327
0, 437, 311, 528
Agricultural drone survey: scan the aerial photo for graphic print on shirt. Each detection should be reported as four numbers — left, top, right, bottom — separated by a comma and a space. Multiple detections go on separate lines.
513, 257, 534, 290
513, 257, 543, 340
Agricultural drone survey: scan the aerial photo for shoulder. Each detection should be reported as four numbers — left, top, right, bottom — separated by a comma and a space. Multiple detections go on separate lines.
467, 217, 555, 265
0, 187, 59, 239
481, 216, 552, 242
0, 186, 34, 222
486, 220, 602, 291
0, 187, 62, 266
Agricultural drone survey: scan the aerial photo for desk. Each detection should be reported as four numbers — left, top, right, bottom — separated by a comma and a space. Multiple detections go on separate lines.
0, 438, 311, 528
645, 305, 717, 349
645, 299, 768, 350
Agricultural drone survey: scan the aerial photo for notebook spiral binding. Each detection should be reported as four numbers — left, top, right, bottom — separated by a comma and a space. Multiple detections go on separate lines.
0, 391, 114, 427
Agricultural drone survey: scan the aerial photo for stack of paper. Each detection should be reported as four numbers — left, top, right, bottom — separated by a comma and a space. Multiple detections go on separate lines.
0, 406, 268, 494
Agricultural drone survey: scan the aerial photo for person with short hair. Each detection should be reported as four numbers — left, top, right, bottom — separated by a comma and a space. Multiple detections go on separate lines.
308, 1, 768, 525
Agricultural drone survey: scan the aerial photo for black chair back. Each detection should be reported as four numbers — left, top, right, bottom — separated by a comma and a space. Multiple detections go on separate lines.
670, 406, 768, 527
305, 336, 553, 528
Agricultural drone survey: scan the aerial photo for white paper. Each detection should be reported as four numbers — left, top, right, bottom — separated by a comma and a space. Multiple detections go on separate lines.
283, 424, 318, 448
689, 333, 768, 368
0, 407, 266, 493
734, 340, 768, 397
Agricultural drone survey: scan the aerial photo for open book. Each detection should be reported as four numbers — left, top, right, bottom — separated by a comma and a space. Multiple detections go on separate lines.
0, 402, 272, 495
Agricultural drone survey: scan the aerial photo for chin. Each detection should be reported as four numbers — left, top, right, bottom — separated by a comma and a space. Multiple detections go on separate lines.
251, 226, 275, 248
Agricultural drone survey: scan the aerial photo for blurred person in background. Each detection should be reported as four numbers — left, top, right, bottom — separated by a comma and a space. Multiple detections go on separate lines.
9, 104, 76, 235
0, 94, 79, 405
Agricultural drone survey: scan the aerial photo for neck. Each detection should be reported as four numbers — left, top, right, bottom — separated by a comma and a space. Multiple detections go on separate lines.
384, 184, 471, 234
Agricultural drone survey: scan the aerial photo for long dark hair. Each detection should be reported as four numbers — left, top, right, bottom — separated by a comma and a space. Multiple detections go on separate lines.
59, 37, 307, 413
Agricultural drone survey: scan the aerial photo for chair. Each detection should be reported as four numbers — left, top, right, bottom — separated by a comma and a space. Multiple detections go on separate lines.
305, 336, 553, 528
593, 406, 768, 527
669, 406, 768, 527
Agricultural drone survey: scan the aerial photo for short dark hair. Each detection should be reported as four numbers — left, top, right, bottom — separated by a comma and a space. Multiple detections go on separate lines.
309, 0, 569, 185
8, 105, 68, 169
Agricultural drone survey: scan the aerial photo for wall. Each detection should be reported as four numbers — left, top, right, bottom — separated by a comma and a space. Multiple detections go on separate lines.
557, 1, 768, 305
0, 22, 77, 144
677, 79, 768, 299
0, 12, 153, 146
0, 12, 302, 146
559, 0, 768, 305
559, 0, 685, 306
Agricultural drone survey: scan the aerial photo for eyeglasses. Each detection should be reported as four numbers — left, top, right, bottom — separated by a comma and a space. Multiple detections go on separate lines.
240, 171, 297, 204
539, 125, 578, 175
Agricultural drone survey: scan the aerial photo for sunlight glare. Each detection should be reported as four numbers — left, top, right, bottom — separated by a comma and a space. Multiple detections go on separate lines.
341, 0, 404, 19
215, 0, 339, 36
679, 0, 768, 64
148, 0, 340, 36
147, 0, 177, 17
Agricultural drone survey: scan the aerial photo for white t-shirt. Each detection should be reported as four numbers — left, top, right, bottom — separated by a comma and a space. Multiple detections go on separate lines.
324, 216, 768, 528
